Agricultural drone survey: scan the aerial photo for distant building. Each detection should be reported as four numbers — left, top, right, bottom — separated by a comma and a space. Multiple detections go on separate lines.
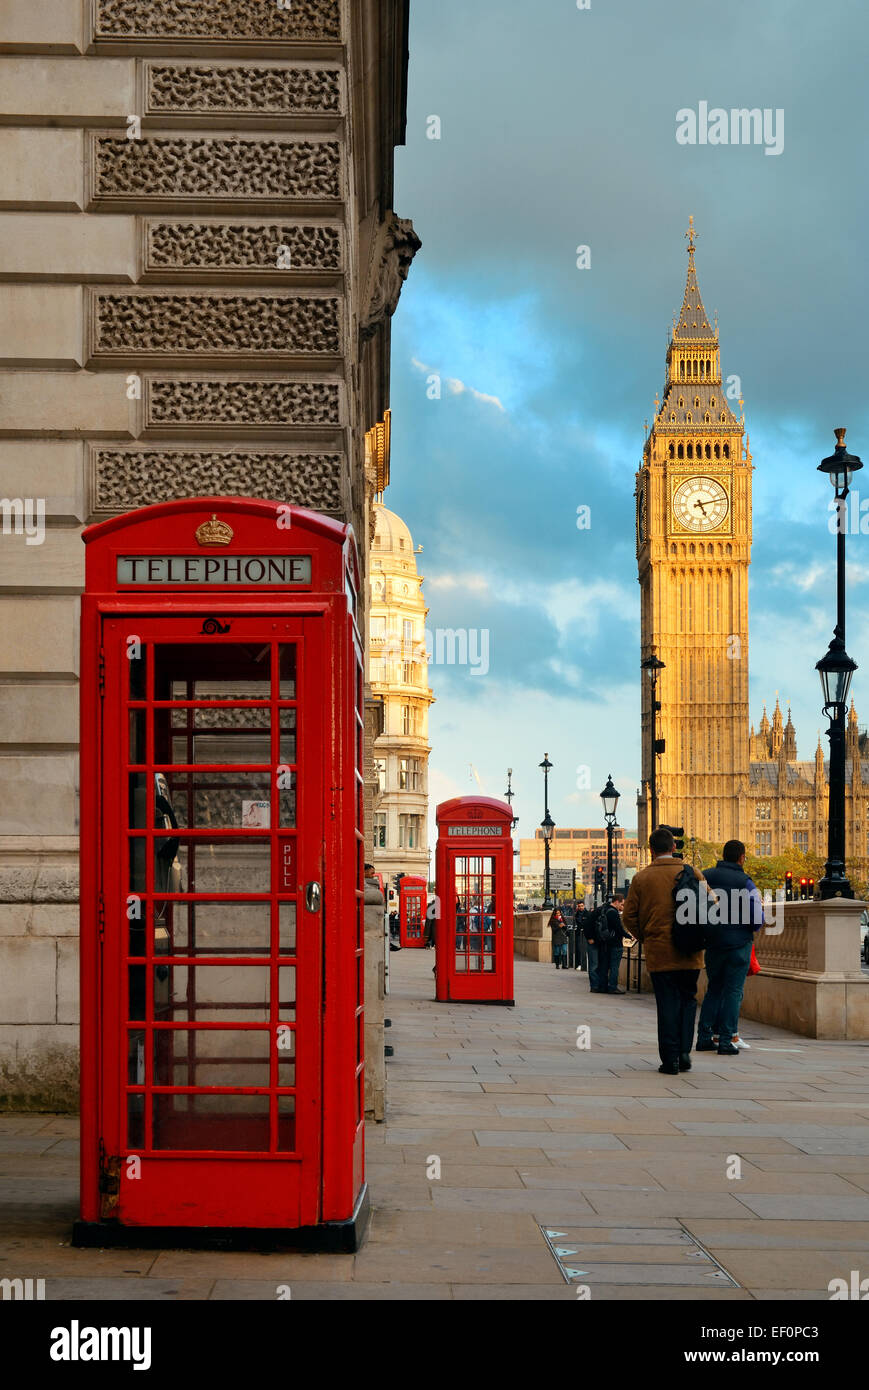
519, 827, 639, 887
368, 503, 435, 883
745, 697, 869, 871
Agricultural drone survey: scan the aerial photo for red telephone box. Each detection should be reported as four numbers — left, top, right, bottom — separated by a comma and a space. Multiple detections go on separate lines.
435, 797, 514, 1005
399, 876, 428, 948
74, 498, 368, 1250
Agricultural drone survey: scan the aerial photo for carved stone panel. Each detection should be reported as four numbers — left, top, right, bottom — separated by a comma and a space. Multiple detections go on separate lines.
90, 444, 344, 514
89, 134, 342, 208
92, 0, 342, 44
143, 376, 343, 433
143, 63, 342, 117
88, 289, 342, 363
143, 221, 343, 279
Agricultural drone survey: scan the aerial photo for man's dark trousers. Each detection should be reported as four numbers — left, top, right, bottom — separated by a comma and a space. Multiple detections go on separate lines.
698, 942, 752, 1044
650, 969, 700, 1065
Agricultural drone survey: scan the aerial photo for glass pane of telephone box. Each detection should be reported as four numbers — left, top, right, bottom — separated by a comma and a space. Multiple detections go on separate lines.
156, 644, 274, 701
162, 771, 273, 829
153, 964, 272, 1023
146, 901, 272, 957
152, 1092, 271, 1152
172, 840, 270, 895
153, 1028, 272, 1090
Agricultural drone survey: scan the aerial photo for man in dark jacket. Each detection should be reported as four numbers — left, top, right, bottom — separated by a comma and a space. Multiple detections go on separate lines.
697, 840, 763, 1056
584, 894, 626, 993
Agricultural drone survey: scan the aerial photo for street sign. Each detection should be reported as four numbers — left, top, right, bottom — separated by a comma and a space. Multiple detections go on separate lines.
549, 869, 575, 890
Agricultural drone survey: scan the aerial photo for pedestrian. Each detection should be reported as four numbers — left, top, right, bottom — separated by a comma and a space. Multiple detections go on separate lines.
622, 826, 712, 1074
583, 894, 626, 993
549, 907, 568, 969
697, 840, 763, 1056
574, 904, 590, 972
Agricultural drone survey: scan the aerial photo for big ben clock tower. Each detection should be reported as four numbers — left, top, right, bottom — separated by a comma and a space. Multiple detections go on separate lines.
636, 218, 752, 852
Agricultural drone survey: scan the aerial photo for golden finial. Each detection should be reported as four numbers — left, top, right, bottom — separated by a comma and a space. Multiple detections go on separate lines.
686, 215, 697, 253
835, 427, 847, 447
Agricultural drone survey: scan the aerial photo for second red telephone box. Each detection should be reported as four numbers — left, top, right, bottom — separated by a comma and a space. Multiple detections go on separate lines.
399, 876, 428, 948
435, 797, 514, 1005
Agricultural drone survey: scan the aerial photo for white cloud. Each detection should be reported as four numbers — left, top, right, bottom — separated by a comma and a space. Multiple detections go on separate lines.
411, 356, 506, 413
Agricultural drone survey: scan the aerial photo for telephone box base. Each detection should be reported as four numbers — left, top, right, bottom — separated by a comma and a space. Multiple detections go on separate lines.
71, 1184, 370, 1254
435, 997, 515, 1007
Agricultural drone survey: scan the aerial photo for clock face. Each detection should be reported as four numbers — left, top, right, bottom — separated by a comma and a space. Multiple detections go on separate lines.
672, 475, 729, 532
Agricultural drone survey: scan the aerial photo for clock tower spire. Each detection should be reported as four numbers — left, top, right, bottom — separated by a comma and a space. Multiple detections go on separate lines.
636, 221, 752, 853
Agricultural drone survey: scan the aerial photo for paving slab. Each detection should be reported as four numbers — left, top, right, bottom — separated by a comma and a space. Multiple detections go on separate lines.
6, 950, 869, 1299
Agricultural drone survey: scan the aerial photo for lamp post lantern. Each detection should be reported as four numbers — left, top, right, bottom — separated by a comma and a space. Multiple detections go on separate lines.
600, 774, 621, 898
640, 652, 665, 843
539, 754, 554, 908
816, 429, 861, 900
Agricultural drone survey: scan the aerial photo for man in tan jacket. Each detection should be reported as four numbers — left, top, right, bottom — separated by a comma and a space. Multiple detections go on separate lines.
622, 826, 709, 1075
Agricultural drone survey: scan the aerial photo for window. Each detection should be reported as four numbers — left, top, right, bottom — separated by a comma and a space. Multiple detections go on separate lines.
375, 758, 387, 792
402, 704, 413, 736
402, 619, 414, 650
399, 757, 421, 792
402, 661, 413, 685
370, 615, 386, 637
398, 814, 421, 849
756, 803, 771, 821
793, 831, 809, 853
793, 803, 809, 821
373, 813, 387, 848
755, 832, 772, 857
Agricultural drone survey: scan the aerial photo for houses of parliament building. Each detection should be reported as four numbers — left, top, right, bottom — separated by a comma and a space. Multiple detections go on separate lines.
636, 221, 869, 872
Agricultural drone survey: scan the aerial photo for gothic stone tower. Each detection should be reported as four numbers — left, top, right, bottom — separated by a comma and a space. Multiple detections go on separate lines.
637, 220, 752, 850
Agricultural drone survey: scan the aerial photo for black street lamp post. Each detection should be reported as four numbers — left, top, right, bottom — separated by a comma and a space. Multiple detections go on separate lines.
601, 774, 620, 898
539, 754, 554, 908
816, 431, 861, 899
504, 767, 518, 832
641, 653, 666, 839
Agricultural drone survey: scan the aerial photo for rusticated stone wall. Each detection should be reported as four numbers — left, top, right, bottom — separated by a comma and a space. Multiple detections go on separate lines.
0, 0, 416, 1108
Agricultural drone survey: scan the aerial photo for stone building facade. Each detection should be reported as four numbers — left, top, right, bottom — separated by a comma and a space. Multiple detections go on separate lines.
368, 502, 434, 885
744, 698, 869, 875
0, 0, 418, 1105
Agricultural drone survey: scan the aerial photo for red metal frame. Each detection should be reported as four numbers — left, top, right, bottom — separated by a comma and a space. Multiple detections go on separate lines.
434, 797, 514, 1005
398, 876, 427, 948
79, 499, 364, 1232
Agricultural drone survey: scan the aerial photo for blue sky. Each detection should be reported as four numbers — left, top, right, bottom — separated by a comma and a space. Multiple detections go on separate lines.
387, 0, 869, 848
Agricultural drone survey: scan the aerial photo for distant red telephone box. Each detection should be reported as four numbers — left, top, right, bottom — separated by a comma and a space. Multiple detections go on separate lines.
435, 797, 514, 1005
74, 499, 368, 1250
399, 876, 428, 948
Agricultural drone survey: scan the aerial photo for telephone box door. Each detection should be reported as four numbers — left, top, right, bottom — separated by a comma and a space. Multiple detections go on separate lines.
100, 613, 323, 1228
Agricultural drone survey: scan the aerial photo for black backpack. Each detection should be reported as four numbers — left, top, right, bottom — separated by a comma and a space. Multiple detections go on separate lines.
589, 902, 618, 946
671, 865, 706, 955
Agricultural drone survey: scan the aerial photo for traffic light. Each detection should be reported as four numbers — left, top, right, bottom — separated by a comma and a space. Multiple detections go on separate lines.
785, 872, 793, 902
661, 824, 685, 855
808, 878, 815, 899
800, 877, 808, 902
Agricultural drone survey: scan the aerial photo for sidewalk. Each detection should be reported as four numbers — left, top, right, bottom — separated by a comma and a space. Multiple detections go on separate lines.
2, 951, 869, 1300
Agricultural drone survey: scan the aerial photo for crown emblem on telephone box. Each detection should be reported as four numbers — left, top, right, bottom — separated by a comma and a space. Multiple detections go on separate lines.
195, 514, 233, 547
